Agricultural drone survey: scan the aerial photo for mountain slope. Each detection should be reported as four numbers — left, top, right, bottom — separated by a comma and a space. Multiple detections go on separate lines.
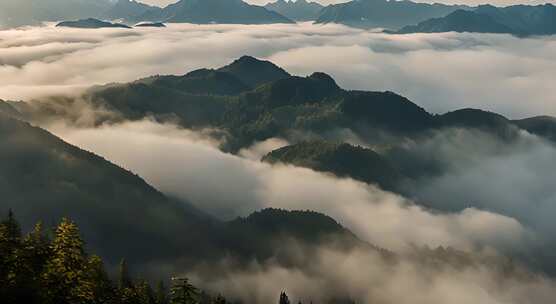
0, 112, 207, 264
139, 0, 293, 24
315, 0, 470, 30
265, 0, 324, 21
56, 18, 131, 29
396, 9, 512, 34
217, 55, 291, 87
104, 0, 163, 22
513, 116, 556, 142
262, 141, 404, 191
14, 56, 556, 153
0, 112, 369, 272
396, 4, 556, 36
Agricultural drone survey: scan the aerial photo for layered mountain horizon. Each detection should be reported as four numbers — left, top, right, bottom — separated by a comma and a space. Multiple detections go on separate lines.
396, 3, 556, 36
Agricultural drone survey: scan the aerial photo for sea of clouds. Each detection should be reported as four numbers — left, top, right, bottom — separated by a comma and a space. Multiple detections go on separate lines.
4, 21, 556, 303
1, 22, 556, 118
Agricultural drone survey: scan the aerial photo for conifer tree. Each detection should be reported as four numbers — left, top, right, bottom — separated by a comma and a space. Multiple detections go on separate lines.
279, 292, 291, 304
119, 258, 133, 289
0, 210, 24, 302
170, 277, 199, 304
88, 255, 116, 303
1, 209, 21, 244
156, 280, 169, 304
41, 218, 95, 304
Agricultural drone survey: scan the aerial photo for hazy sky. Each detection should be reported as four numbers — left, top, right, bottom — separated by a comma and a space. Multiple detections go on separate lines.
139, 0, 556, 8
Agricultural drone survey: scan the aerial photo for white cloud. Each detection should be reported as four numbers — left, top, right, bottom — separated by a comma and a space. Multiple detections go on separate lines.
48, 120, 529, 253
1, 23, 555, 118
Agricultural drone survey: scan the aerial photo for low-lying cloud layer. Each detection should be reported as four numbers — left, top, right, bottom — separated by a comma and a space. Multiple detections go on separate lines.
49, 120, 528, 254
1, 23, 555, 118
188, 244, 556, 304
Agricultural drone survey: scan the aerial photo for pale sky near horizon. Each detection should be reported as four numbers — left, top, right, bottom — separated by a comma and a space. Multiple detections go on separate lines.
139, 0, 556, 8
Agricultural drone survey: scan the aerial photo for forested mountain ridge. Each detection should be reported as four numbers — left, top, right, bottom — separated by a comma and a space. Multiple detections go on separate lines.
396, 4, 556, 35
265, 0, 324, 21
10, 56, 556, 154
314, 0, 471, 30
56, 18, 131, 28
135, 0, 293, 24
0, 0, 292, 28
262, 140, 404, 192
0, 112, 372, 273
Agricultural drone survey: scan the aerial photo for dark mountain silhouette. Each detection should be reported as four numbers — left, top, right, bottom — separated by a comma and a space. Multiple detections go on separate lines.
265, 0, 324, 21
134, 21, 166, 27
262, 140, 404, 191
137, 68, 252, 95
104, 0, 162, 22
247, 72, 342, 108
396, 4, 556, 36
513, 116, 556, 142
396, 9, 512, 34
0, 112, 368, 273
217, 55, 291, 87
17, 56, 556, 153
138, 0, 293, 24
315, 0, 470, 30
56, 18, 131, 29
437, 108, 519, 139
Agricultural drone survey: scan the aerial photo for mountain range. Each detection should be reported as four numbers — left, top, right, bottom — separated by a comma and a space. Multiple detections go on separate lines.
314, 0, 471, 30
0, 107, 364, 273
0, 0, 293, 28
56, 18, 131, 28
396, 4, 556, 36
9, 56, 556, 179
265, 0, 324, 21
139, 0, 293, 24
2, 54, 555, 278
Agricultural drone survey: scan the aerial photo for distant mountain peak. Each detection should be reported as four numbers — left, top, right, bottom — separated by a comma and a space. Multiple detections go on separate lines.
142, 0, 293, 24
265, 0, 324, 21
218, 56, 291, 88
56, 18, 131, 29
396, 4, 556, 36
309, 72, 338, 86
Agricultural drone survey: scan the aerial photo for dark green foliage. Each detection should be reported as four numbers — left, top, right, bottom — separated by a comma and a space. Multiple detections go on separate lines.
56, 18, 131, 29
0, 211, 231, 304
138, 69, 251, 96
437, 108, 518, 140
340, 91, 435, 133
0, 113, 214, 266
513, 116, 556, 142
0, 113, 372, 274
119, 259, 133, 289
262, 140, 404, 192
221, 209, 365, 264
218, 55, 291, 88
22, 56, 553, 155
156, 281, 169, 304
170, 277, 199, 304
